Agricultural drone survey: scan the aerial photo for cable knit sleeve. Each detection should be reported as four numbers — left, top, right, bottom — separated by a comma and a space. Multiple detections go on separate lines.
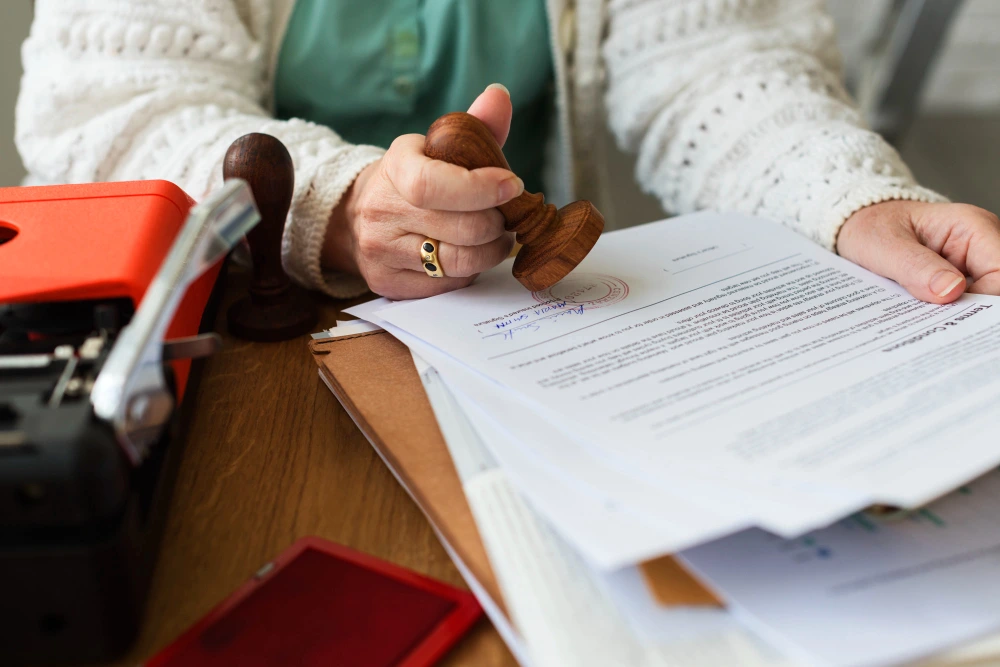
16, 0, 381, 298
602, 0, 948, 251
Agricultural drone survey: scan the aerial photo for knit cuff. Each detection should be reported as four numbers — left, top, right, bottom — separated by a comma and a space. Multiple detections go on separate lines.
817, 179, 950, 253
282, 144, 385, 299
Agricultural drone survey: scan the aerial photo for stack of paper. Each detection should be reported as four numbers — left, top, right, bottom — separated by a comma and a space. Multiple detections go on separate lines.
344, 212, 1000, 666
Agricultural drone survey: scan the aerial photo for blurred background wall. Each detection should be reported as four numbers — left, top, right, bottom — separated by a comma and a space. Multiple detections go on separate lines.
1, 1, 997, 221
831, 0, 1000, 113
0, 3, 32, 188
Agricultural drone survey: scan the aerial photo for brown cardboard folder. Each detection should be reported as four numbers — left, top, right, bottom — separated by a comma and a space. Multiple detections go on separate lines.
309, 327, 720, 617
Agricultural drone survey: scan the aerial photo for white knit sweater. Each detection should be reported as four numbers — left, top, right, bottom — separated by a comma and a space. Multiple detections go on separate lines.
16, 0, 945, 298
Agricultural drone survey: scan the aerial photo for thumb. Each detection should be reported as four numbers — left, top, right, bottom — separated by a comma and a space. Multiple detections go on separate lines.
467, 83, 513, 148
839, 216, 966, 304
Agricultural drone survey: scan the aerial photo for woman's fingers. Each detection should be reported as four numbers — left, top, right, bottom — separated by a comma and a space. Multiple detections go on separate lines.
838, 204, 966, 304
406, 207, 507, 247
388, 232, 515, 277
955, 208, 1000, 296
969, 270, 1000, 295
383, 134, 523, 211
887, 238, 967, 303
467, 83, 514, 147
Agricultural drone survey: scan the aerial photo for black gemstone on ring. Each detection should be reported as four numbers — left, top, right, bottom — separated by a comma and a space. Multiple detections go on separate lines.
424, 262, 438, 272
422, 242, 435, 253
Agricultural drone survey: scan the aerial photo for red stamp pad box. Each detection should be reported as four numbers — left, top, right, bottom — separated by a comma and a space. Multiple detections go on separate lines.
146, 537, 483, 667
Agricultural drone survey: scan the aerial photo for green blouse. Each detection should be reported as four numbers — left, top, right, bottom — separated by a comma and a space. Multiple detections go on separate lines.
274, 0, 554, 193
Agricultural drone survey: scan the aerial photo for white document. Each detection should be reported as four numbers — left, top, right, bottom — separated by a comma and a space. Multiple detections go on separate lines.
414, 350, 789, 667
344, 298, 1000, 667
344, 302, 1000, 667
348, 299, 751, 567
377, 212, 1000, 535
681, 469, 1000, 667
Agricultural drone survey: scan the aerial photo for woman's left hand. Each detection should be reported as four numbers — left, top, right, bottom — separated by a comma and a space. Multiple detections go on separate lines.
837, 200, 1000, 304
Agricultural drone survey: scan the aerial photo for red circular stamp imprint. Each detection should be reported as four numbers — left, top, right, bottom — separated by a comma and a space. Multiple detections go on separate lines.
531, 274, 629, 309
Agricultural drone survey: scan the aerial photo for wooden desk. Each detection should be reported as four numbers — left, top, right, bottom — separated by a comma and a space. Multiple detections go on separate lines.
114, 269, 516, 666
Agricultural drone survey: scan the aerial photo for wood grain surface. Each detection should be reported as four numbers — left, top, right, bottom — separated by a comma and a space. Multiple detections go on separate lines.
107, 265, 516, 667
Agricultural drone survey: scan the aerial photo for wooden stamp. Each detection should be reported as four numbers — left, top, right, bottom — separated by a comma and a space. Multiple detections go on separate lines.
223, 133, 318, 342
424, 112, 604, 291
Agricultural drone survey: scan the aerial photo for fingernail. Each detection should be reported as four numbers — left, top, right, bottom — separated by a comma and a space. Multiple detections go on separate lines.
499, 176, 524, 202
486, 82, 510, 97
931, 271, 964, 298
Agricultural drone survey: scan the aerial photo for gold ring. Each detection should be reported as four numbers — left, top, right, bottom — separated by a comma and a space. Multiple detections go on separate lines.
421, 238, 445, 278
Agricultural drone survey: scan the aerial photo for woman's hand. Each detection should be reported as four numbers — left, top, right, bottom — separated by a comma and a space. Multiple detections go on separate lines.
322, 86, 520, 299
838, 200, 1000, 303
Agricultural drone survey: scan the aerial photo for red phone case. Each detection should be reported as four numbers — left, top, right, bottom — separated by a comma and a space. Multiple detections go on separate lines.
145, 536, 483, 667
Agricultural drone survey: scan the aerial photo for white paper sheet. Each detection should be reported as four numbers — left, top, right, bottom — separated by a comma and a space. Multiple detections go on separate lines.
343, 298, 1000, 667
414, 351, 789, 667
346, 301, 697, 566
681, 470, 1000, 667
348, 298, 764, 567
376, 213, 1000, 535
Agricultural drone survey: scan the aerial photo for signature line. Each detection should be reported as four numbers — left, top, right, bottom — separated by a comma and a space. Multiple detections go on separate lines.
669, 245, 753, 274
482, 305, 584, 340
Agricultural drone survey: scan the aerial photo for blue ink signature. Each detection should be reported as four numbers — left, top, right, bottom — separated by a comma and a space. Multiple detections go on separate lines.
492, 313, 532, 330
483, 303, 586, 341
